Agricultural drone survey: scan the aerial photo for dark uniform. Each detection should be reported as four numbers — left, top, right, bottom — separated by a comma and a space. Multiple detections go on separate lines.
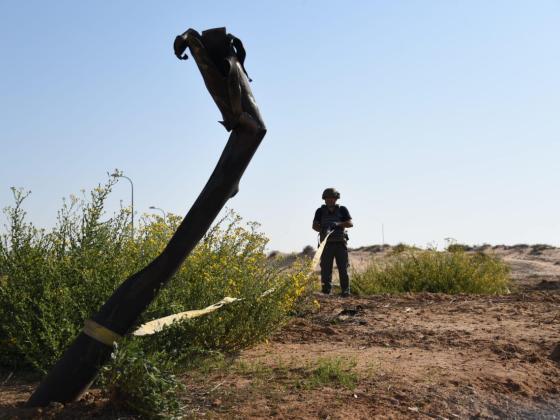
313, 204, 352, 295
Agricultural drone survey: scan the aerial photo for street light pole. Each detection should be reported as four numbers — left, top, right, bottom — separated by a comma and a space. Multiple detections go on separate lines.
149, 206, 166, 221
111, 172, 134, 239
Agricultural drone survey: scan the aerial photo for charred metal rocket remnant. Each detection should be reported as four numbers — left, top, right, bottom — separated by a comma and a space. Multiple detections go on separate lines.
27, 27, 266, 406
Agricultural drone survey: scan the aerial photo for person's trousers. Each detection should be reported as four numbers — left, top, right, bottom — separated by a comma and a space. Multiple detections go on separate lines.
320, 241, 349, 293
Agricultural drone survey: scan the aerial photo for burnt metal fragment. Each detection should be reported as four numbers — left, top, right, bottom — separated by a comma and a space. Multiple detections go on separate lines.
27, 26, 266, 406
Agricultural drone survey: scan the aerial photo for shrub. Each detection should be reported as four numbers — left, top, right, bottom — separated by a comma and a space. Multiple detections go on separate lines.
355, 245, 384, 253
99, 340, 184, 419
390, 243, 420, 255
138, 212, 312, 359
0, 178, 312, 374
446, 243, 473, 252
473, 244, 491, 252
0, 182, 134, 371
530, 244, 554, 255
352, 248, 510, 295
0, 177, 317, 418
301, 245, 315, 257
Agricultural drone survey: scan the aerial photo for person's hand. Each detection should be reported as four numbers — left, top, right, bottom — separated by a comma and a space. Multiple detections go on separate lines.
328, 222, 339, 231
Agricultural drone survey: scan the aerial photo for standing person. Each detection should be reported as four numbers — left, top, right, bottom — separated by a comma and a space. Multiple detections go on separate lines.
312, 188, 353, 296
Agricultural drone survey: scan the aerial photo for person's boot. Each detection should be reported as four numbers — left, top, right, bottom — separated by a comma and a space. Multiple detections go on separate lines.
341, 289, 350, 297
321, 284, 331, 295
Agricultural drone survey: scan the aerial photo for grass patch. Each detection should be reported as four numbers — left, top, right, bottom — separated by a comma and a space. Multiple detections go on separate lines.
233, 360, 276, 379
352, 248, 510, 295
303, 357, 358, 390
195, 356, 360, 392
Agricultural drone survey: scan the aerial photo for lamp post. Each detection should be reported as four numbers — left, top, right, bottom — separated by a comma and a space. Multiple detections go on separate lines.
149, 206, 166, 221
111, 171, 134, 239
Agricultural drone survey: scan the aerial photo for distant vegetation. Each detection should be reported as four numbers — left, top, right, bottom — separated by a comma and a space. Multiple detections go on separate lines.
446, 243, 473, 253
390, 243, 421, 255
352, 246, 510, 295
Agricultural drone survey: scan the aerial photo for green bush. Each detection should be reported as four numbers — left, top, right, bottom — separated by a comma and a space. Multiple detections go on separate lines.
0, 178, 312, 375
140, 215, 311, 362
390, 243, 420, 255
0, 182, 134, 371
352, 248, 510, 295
99, 340, 184, 419
446, 243, 473, 252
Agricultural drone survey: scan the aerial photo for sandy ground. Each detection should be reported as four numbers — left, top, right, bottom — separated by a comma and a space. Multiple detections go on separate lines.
1, 245, 559, 419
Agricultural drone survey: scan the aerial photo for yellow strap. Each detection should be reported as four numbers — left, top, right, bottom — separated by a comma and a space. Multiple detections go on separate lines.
125, 236, 335, 339
311, 230, 332, 269
83, 319, 122, 346
132, 297, 241, 336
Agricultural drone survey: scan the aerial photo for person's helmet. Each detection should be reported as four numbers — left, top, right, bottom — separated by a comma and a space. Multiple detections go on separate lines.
322, 188, 340, 199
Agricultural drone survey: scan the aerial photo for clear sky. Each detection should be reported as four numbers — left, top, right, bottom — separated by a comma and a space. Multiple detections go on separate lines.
1, 1, 559, 252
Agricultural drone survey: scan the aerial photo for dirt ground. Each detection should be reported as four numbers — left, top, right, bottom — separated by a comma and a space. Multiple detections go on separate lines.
1, 245, 559, 419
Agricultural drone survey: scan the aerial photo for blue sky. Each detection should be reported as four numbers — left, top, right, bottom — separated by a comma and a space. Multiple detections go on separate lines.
1, 1, 559, 251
